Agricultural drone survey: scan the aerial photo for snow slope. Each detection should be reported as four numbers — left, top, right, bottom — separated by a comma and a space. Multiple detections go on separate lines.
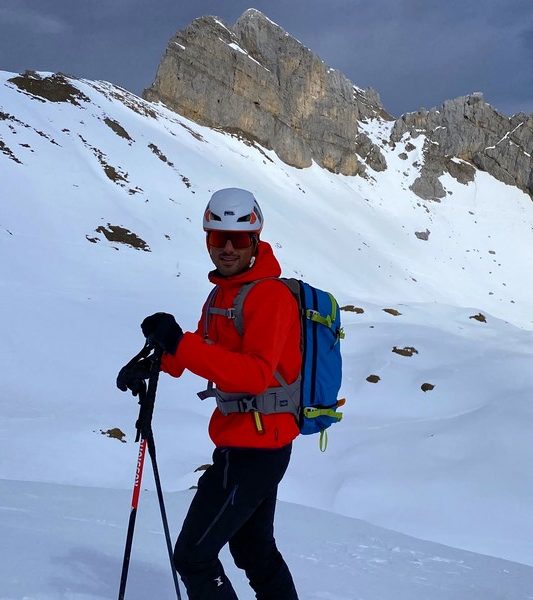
1, 71, 533, 596
2, 479, 533, 600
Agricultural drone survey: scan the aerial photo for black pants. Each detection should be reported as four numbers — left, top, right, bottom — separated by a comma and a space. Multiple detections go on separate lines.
173, 444, 298, 600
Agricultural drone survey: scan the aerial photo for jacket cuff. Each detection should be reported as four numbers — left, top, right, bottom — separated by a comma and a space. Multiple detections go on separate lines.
160, 331, 199, 377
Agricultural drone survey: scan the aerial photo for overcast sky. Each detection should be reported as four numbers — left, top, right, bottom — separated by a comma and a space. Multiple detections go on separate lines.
1, 0, 532, 117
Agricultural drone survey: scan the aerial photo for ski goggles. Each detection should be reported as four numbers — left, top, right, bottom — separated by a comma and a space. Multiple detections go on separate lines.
206, 231, 256, 249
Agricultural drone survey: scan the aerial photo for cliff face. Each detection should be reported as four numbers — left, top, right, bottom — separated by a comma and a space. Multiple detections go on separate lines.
143, 9, 389, 176
392, 94, 533, 199
144, 9, 532, 199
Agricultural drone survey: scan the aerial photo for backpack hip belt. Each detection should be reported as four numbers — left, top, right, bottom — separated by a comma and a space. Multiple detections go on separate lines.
198, 374, 301, 417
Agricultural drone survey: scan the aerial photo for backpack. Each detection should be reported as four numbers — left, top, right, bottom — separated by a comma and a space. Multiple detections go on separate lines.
198, 278, 345, 450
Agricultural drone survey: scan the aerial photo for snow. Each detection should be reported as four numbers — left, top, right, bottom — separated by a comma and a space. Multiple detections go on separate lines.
222, 40, 270, 71
213, 18, 230, 31
243, 8, 282, 30
2, 479, 533, 599
226, 41, 247, 55
2, 70, 533, 598
486, 122, 525, 150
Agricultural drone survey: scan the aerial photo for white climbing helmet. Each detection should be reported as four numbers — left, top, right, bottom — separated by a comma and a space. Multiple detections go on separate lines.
203, 188, 264, 233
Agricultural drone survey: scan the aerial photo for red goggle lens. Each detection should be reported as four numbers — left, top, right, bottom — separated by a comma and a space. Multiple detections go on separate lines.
207, 231, 254, 249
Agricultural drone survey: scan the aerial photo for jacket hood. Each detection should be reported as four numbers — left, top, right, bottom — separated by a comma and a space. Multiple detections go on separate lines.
208, 241, 281, 288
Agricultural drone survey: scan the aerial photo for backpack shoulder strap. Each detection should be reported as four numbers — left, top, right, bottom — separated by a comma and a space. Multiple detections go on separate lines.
203, 286, 219, 340
232, 277, 294, 336
278, 277, 301, 298
232, 281, 261, 336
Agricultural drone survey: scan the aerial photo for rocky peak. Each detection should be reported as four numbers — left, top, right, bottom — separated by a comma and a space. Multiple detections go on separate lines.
143, 10, 532, 200
392, 93, 533, 199
143, 9, 389, 176
234, 8, 289, 60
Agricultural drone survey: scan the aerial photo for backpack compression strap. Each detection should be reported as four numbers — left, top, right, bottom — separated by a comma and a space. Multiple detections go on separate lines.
307, 292, 345, 342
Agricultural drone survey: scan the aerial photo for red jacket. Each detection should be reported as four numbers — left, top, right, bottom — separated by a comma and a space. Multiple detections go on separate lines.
161, 241, 301, 448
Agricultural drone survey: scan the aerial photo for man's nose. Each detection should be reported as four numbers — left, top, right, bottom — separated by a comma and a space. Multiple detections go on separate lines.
223, 239, 235, 251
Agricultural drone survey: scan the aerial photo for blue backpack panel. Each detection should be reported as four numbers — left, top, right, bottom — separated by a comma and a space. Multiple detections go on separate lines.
295, 280, 344, 436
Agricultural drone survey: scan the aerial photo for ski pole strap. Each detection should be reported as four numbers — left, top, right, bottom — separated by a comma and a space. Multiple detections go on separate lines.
124, 340, 153, 370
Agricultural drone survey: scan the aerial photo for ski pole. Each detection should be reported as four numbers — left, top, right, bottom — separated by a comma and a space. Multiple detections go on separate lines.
118, 438, 148, 600
117, 344, 182, 600
141, 347, 182, 599
145, 429, 182, 599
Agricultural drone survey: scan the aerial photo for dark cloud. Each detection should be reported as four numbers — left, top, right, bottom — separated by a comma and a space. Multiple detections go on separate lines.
0, 0, 531, 116
0, 4, 69, 34
279, 0, 533, 115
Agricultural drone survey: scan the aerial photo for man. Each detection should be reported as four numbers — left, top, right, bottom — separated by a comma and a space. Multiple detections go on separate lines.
118, 188, 301, 600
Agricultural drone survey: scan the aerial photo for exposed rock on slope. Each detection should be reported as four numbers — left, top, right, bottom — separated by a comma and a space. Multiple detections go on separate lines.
143, 8, 389, 176
8, 71, 89, 105
392, 93, 533, 200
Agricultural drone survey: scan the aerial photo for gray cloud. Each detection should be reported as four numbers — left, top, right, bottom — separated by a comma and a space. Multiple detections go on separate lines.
0, 0, 531, 116
0, 5, 68, 34
282, 0, 533, 115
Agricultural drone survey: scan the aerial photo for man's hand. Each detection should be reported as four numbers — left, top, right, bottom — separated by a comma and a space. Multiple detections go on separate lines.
116, 357, 152, 396
141, 312, 183, 355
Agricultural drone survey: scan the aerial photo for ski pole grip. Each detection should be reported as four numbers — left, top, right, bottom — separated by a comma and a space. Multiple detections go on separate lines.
135, 346, 163, 442
150, 345, 163, 368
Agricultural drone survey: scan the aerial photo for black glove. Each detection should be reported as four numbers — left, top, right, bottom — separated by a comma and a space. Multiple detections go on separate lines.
116, 357, 153, 397
141, 312, 183, 355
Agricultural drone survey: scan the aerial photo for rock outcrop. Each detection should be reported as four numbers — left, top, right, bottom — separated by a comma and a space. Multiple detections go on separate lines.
391, 93, 533, 200
144, 9, 532, 200
143, 9, 389, 176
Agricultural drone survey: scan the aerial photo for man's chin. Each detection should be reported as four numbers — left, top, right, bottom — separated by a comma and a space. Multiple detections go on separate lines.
217, 262, 242, 277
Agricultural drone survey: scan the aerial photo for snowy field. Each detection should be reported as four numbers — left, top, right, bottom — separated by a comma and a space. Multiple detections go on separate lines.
2, 479, 533, 600
1, 71, 533, 598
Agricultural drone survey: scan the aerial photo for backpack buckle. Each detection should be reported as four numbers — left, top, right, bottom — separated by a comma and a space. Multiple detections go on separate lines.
226, 308, 236, 319
238, 397, 257, 412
